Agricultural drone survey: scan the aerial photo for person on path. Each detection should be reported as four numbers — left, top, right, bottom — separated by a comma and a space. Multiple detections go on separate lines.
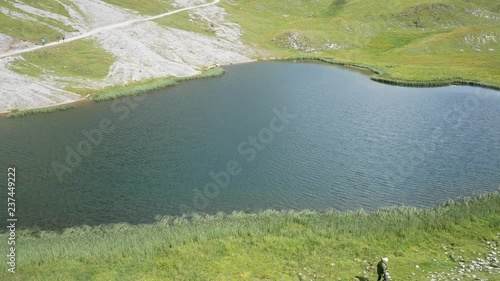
42, 37, 46, 45
62, 34, 65, 42
377, 257, 389, 281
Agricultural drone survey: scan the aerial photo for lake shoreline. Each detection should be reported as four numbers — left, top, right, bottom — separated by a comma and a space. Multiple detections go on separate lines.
6, 189, 499, 233
287, 57, 500, 90
1, 191, 498, 279
4, 60, 499, 231
0, 66, 230, 117
2, 57, 499, 118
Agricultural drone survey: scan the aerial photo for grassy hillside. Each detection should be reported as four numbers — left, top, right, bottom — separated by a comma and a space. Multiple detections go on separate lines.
3, 0, 499, 87
0, 0, 78, 42
17, 0, 75, 18
100, 0, 174, 15
10, 39, 115, 80
154, 11, 217, 36
91, 67, 226, 101
0, 2, 499, 279
0, 192, 498, 280
221, 0, 500, 85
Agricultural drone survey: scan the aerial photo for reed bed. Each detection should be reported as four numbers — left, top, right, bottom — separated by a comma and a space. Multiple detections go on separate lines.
289, 56, 383, 75
1, 192, 498, 280
92, 67, 226, 101
371, 75, 500, 90
286, 57, 500, 90
6, 104, 74, 118
3, 68, 226, 117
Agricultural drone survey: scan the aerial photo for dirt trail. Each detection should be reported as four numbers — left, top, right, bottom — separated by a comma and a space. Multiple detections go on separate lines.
0, 0, 220, 59
0, 0, 254, 112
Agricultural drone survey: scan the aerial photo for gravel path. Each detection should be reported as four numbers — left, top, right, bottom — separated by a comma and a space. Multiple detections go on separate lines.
0, 0, 220, 59
0, 0, 254, 112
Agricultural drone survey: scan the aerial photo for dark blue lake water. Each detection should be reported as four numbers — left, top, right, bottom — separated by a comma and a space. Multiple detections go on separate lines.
1, 61, 499, 230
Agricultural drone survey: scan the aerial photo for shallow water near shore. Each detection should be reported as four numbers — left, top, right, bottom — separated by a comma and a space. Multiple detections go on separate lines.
1, 61, 499, 230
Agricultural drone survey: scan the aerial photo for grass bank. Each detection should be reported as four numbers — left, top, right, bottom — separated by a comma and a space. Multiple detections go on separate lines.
287, 57, 500, 90
221, 0, 500, 86
92, 67, 226, 101
10, 39, 115, 80
6, 104, 74, 118
1, 192, 498, 280
0, 67, 226, 118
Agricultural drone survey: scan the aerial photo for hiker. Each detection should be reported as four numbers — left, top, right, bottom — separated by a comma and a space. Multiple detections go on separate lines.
42, 37, 46, 45
62, 34, 65, 42
377, 257, 389, 281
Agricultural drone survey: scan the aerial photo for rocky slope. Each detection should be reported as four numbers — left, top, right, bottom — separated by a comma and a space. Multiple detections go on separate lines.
0, 0, 254, 112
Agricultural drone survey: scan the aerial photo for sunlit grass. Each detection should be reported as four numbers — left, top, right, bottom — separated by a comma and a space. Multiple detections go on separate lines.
100, 0, 174, 15
289, 57, 500, 89
92, 67, 226, 101
10, 39, 114, 80
0, 0, 78, 42
0, 12, 59, 43
0, 192, 497, 280
7, 104, 74, 117
220, 0, 500, 85
16, 0, 71, 17
154, 10, 216, 36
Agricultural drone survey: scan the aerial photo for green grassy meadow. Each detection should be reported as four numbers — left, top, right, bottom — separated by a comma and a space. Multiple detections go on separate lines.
100, 0, 174, 15
6, 104, 74, 117
0, 0, 78, 42
16, 0, 74, 18
0, 192, 498, 280
3, 0, 500, 90
10, 39, 115, 80
154, 11, 217, 37
221, 0, 500, 86
91, 67, 226, 101
1, 2, 500, 279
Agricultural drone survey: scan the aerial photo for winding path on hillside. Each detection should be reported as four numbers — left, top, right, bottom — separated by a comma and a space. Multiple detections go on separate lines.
0, 0, 220, 59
